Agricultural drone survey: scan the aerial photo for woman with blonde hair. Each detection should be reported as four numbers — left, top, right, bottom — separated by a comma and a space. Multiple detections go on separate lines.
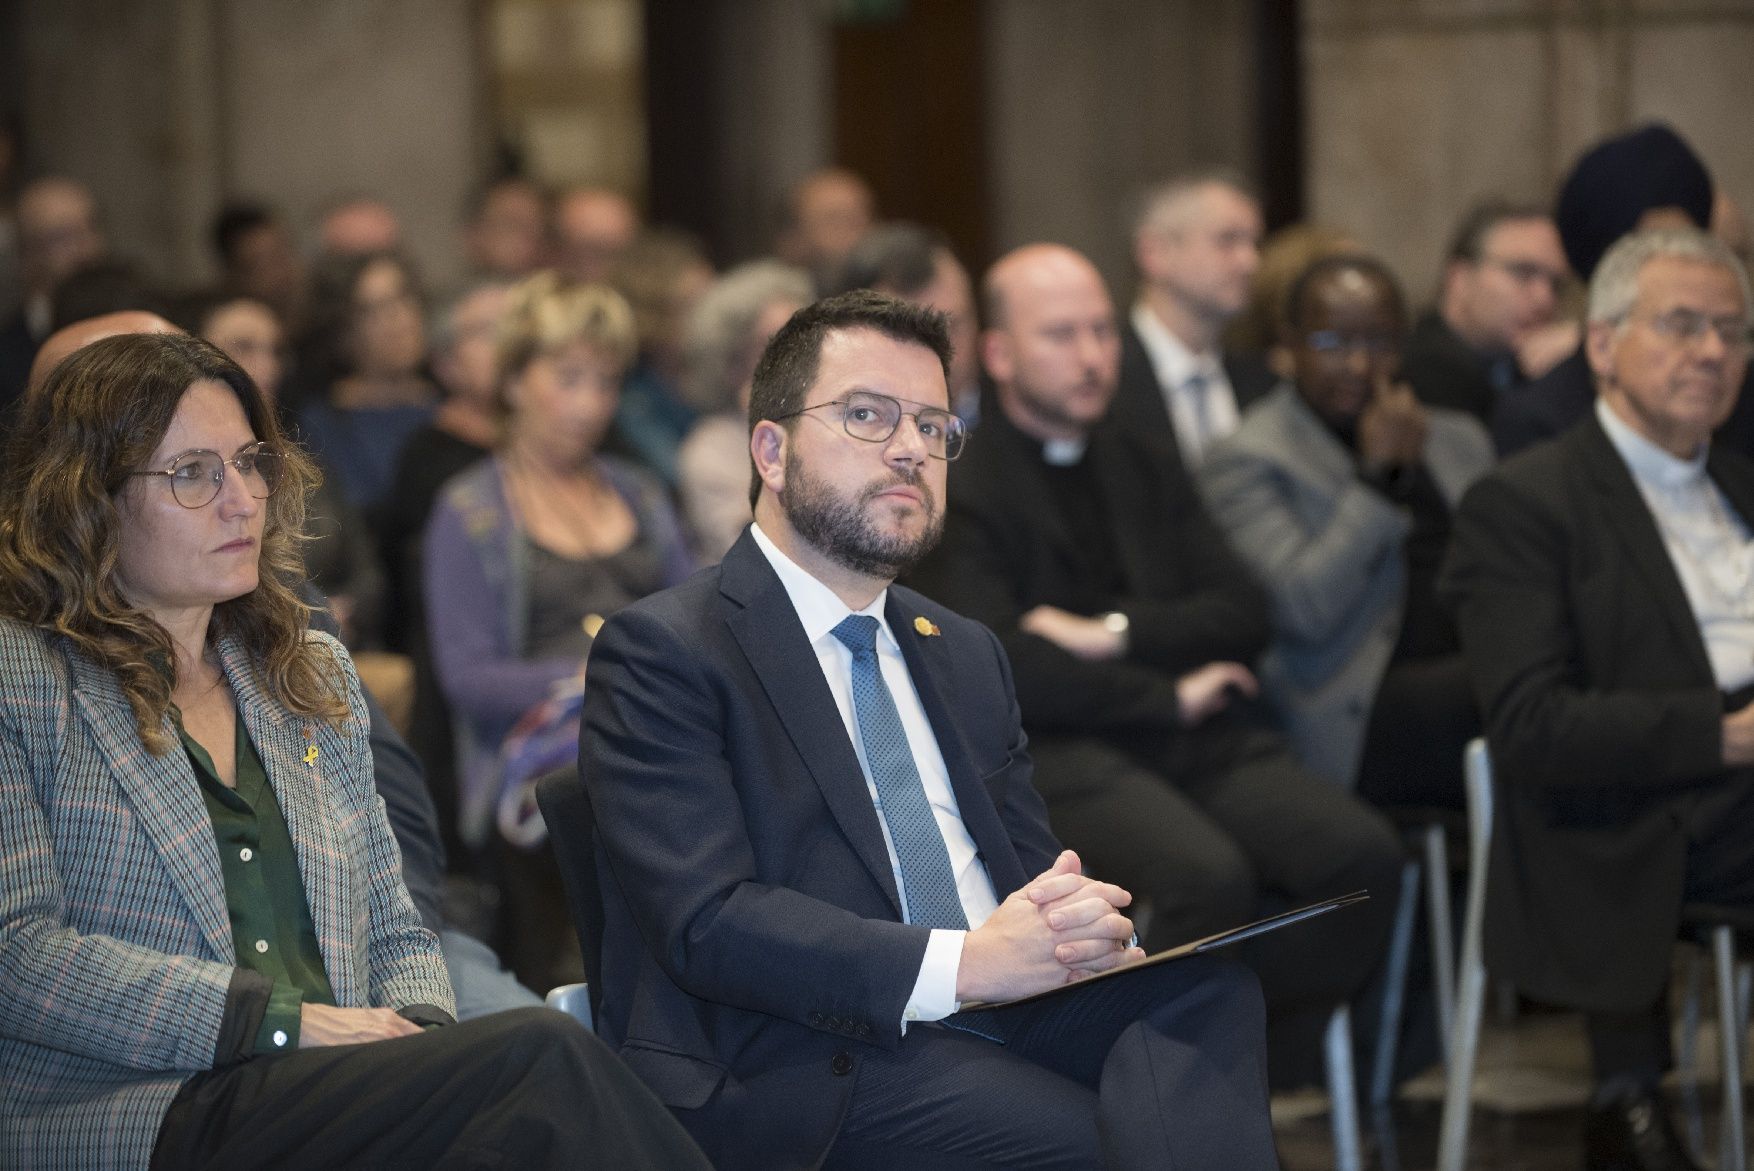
0, 331, 704, 1168
423, 274, 693, 990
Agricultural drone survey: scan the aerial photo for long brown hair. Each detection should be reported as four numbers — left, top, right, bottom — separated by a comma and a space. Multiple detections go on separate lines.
0, 332, 347, 752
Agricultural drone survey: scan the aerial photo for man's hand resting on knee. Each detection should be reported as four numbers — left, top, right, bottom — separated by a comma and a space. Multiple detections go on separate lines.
955, 849, 1146, 1004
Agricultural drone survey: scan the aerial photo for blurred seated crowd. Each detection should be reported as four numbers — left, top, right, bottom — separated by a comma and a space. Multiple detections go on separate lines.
3, 117, 1753, 1168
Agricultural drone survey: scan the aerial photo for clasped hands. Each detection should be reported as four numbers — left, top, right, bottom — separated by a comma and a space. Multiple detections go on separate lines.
955, 848, 1146, 1004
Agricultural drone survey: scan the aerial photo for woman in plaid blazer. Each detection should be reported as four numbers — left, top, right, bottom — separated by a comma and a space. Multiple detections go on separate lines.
0, 332, 703, 1169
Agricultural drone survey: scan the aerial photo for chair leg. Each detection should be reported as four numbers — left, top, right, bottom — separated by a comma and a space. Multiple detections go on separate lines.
1326, 1003, 1363, 1171
1371, 857, 1421, 1107
1423, 822, 1456, 1064
1679, 945, 1708, 1159
1716, 927, 1747, 1171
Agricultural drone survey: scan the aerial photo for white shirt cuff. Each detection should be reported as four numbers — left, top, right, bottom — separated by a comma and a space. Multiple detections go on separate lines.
900, 929, 965, 1029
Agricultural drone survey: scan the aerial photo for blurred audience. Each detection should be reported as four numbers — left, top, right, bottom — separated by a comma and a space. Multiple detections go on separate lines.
1224, 222, 1358, 362
608, 227, 715, 483
0, 176, 105, 405
295, 250, 437, 517
674, 260, 812, 562
1403, 200, 1571, 424
212, 200, 308, 331
1201, 254, 1493, 806
1117, 169, 1275, 471
1493, 123, 1752, 457
464, 175, 549, 280
553, 186, 640, 285
835, 221, 981, 422
775, 166, 875, 293
422, 273, 692, 990
318, 194, 404, 257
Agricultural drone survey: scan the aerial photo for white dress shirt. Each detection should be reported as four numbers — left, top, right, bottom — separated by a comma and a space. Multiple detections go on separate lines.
751, 522, 999, 1024
1598, 399, 1754, 692
1131, 302, 1240, 467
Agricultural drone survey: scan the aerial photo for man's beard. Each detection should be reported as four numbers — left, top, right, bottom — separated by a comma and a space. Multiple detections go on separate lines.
781, 450, 944, 580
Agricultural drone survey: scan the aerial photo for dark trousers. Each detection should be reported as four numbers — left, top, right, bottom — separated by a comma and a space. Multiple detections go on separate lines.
827, 954, 1279, 1170
1028, 722, 1401, 1015
1586, 769, 1754, 1087
150, 1007, 708, 1170
1356, 653, 1479, 812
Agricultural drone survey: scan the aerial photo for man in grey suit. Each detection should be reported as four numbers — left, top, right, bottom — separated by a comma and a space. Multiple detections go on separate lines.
1201, 255, 1493, 809
1114, 170, 1277, 472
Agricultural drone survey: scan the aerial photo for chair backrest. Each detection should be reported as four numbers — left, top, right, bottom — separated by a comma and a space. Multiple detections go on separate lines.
534, 768, 604, 1027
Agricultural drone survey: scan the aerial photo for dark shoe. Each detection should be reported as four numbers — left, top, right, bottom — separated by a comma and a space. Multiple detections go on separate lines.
1583, 1088, 1704, 1171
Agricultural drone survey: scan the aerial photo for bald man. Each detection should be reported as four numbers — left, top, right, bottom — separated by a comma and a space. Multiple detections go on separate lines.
777, 167, 876, 292
26, 309, 179, 396
913, 246, 1399, 1064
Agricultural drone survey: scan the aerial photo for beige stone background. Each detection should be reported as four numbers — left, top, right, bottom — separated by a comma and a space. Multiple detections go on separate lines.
9, 0, 1753, 302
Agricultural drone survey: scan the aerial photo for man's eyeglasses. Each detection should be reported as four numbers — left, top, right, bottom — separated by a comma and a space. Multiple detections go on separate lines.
777, 391, 967, 460
130, 442, 285, 509
1630, 308, 1754, 352
1482, 256, 1569, 295
1303, 331, 1400, 359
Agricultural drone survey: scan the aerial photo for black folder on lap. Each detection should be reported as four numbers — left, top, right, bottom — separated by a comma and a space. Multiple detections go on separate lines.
958, 889, 1371, 1011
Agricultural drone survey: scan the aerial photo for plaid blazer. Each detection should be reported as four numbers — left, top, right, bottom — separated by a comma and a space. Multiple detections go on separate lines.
0, 619, 453, 1169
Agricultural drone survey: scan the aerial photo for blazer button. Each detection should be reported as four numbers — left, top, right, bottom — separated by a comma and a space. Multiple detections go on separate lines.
856, 1022, 872, 1038
827, 1015, 842, 1031
831, 1052, 853, 1076
809, 1012, 824, 1027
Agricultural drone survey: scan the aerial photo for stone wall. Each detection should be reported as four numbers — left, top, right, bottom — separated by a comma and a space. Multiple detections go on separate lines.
1304, 0, 1754, 299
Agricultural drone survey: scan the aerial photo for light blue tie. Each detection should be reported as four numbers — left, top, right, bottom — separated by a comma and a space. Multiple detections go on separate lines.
831, 615, 968, 930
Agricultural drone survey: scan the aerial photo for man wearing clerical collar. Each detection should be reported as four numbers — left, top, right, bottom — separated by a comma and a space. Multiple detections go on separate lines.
1441, 226, 1754, 1171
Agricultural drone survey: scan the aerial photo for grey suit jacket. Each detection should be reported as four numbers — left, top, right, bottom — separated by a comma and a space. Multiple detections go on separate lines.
1199, 384, 1494, 785
0, 620, 451, 1170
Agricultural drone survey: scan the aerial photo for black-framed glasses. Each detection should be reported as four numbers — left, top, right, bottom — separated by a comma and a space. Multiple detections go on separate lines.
777, 390, 967, 460
1481, 256, 1569, 295
1303, 331, 1400, 359
1630, 308, 1754, 352
130, 442, 285, 509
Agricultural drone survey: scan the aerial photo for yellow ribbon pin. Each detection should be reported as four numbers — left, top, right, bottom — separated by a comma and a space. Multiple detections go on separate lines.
913, 616, 941, 637
303, 744, 319, 765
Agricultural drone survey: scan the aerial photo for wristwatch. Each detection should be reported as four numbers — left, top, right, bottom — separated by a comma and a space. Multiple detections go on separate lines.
1099, 610, 1130, 654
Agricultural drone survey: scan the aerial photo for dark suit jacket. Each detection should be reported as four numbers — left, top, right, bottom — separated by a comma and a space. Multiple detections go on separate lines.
578, 530, 1061, 1169
1401, 310, 1506, 424
1439, 414, 1754, 1011
911, 406, 1271, 747
1113, 321, 1277, 471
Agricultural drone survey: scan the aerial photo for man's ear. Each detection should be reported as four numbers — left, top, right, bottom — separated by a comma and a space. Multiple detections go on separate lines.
1585, 319, 1619, 384
981, 329, 1013, 387
750, 419, 788, 497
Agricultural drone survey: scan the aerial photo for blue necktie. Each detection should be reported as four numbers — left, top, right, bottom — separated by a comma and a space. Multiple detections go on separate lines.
831, 615, 969, 930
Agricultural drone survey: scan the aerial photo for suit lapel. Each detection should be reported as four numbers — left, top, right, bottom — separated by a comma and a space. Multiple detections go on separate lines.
1575, 419, 1715, 681
720, 537, 905, 917
67, 649, 234, 960
887, 594, 1027, 896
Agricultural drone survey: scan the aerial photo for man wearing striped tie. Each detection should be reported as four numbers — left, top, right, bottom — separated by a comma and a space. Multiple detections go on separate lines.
580, 290, 1280, 1170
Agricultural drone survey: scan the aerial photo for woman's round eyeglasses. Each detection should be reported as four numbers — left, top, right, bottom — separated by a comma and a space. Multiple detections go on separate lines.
130, 442, 285, 509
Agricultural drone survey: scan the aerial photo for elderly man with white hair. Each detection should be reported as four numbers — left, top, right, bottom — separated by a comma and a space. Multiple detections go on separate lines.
1441, 226, 1754, 1171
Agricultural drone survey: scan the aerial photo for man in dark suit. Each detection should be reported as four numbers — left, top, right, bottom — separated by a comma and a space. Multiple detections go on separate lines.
1401, 199, 1571, 425
1113, 170, 1277, 472
912, 245, 1399, 1074
579, 290, 1280, 1169
1441, 227, 1754, 1171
